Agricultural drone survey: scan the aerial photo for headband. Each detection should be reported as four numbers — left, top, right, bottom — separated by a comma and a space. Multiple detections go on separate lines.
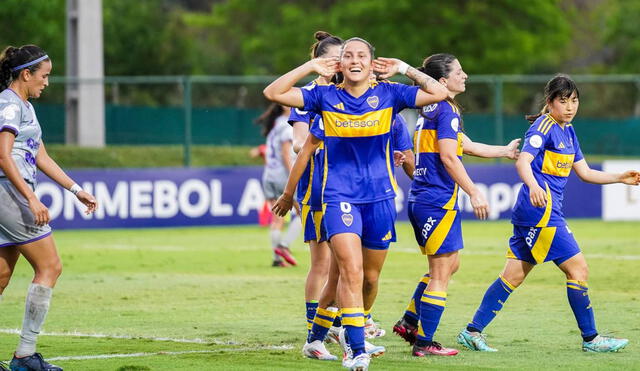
11, 55, 49, 72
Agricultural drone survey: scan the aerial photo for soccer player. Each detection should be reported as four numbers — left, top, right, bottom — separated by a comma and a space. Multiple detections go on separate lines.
255, 103, 301, 267
288, 31, 342, 360
0, 45, 98, 371
457, 74, 638, 353
391, 54, 520, 357
266, 37, 449, 370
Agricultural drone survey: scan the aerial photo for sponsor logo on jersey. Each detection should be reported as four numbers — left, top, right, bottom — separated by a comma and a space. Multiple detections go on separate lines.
367, 96, 379, 109
381, 230, 392, 241
451, 117, 459, 132
558, 141, 565, 149
423, 103, 437, 113
421, 216, 437, 240
342, 213, 353, 227
529, 134, 543, 148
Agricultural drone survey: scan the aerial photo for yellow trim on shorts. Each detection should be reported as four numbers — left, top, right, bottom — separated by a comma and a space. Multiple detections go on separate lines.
422, 210, 457, 255
531, 226, 557, 264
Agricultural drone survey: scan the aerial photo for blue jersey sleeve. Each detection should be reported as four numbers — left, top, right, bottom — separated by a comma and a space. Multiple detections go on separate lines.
388, 82, 419, 112
288, 108, 311, 126
300, 82, 323, 114
392, 114, 413, 151
436, 105, 460, 141
309, 117, 325, 141
521, 117, 551, 157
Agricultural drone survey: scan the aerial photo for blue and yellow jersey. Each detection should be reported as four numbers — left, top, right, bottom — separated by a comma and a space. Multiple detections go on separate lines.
288, 107, 324, 210
303, 80, 419, 203
391, 114, 413, 153
408, 101, 463, 210
511, 114, 584, 227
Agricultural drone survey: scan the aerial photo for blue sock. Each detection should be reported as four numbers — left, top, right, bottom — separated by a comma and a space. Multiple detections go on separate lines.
342, 307, 365, 357
416, 290, 446, 346
404, 274, 430, 327
305, 301, 319, 335
308, 307, 338, 343
468, 276, 515, 332
333, 312, 342, 327
566, 280, 597, 341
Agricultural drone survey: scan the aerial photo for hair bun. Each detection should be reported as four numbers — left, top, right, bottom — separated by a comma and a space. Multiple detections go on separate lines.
314, 31, 332, 41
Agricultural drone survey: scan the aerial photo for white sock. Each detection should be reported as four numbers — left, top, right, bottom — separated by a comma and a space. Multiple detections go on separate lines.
270, 229, 282, 260
16, 283, 53, 357
279, 215, 302, 248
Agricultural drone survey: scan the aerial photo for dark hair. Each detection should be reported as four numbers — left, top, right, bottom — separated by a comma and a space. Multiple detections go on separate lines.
526, 74, 579, 124
0, 45, 49, 91
310, 31, 343, 84
340, 37, 375, 60
255, 103, 284, 137
418, 53, 464, 129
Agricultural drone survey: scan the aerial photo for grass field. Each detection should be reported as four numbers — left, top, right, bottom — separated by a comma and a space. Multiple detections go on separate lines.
0, 220, 638, 370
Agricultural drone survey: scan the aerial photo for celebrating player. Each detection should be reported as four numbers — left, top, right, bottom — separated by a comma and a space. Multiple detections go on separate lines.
0, 44, 98, 371
457, 74, 638, 353
265, 36, 448, 370
391, 54, 520, 357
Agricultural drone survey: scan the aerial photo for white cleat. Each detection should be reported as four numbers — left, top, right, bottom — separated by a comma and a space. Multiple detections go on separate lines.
365, 317, 386, 338
342, 352, 371, 371
325, 326, 341, 344
365, 340, 385, 357
302, 340, 338, 360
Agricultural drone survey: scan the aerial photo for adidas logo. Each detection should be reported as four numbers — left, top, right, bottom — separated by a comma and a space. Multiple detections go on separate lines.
558, 142, 565, 149
381, 231, 392, 241
333, 102, 345, 111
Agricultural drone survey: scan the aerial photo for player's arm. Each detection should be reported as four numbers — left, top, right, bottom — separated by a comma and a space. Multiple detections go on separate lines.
292, 122, 309, 154
281, 140, 293, 171
0, 130, 50, 225
401, 149, 415, 179
439, 138, 489, 220
572, 159, 640, 185
372, 57, 448, 106
462, 134, 520, 160
263, 58, 339, 108
515, 152, 547, 207
36, 141, 98, 214
272, 134, 321, 217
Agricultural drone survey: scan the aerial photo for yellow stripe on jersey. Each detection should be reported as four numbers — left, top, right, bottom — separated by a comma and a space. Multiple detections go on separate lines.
301, 205, 311, 234
446, 101, 460, 116
385, 138, 399, 193
313, 211, 323, 241
416, 130, 463, 156
323, 107, 392, 137
536, 182, 553, 228
422, 210, 457, 255
442, 183, 459, 210
541, 114, 558, 134
531, 226, 557, 264
537, 117, 550, 132
301, 155, 315, 204
541, 150, 575, 177
321, 146, 329, 204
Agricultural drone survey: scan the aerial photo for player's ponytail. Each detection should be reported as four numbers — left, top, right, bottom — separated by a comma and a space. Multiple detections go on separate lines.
0, 45, 49, 92
526, 74, 579, 124
420, 53, 464, 131
310, 31, 343, 59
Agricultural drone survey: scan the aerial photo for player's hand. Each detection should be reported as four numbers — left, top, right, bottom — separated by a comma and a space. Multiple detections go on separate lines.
470, 190, 489, 220
373, 57, 403, 79
393, 150, 406, 166
505, 138, 521, 160
529, 184, 547, 208
28, 198, 50, 226
272, 193, 294, 217
310, 57, 339, 78
77, 191, 98, 215
619, 170, 640, 185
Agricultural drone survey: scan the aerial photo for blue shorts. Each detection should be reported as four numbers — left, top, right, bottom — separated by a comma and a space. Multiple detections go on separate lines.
408, 202, 463, 256
507, 224, 580, 265
301, 205, 327, 243
323, 199, 396, 250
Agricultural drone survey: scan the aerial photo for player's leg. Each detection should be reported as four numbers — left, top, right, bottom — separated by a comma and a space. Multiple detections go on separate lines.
0, 246, 20, 296
10, 235, 63, 370
276, 210, 301, 266
558, 252, 628, 352
265, 198, 286, 266
305, 238, 331, 331
361, 247, 387, 338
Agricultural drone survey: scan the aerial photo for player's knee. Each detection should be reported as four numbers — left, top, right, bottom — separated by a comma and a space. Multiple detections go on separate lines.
37, 259, 63, 280
502, 273, 524, 288
362, 271, 379, 291
0, 267, 13, 290
566, 266, 589, 282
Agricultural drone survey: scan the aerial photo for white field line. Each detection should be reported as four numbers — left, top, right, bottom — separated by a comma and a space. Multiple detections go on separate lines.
393, 248, 640, 260
0, 329, 239, 345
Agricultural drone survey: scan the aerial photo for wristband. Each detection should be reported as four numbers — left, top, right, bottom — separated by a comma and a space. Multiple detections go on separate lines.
69, 183, 82, 195
398, 61, 409, 75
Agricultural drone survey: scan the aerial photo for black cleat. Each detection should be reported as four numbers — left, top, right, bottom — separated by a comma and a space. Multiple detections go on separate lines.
10, 353, 63, 371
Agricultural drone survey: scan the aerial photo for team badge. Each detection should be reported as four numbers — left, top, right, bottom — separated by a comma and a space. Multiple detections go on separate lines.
295, 108, 308, 115
341, 213, 353, 227
367, 96, 379, 109
451, 118, 459, 132
529, 134, 543, 148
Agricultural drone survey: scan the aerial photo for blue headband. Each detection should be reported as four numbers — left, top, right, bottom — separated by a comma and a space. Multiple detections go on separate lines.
11, 55, 49, 72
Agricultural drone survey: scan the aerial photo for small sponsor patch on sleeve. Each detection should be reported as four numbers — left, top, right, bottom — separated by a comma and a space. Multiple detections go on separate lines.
529, 134, 543, 148
451, 117, 459, 132
0, 104, 19, 120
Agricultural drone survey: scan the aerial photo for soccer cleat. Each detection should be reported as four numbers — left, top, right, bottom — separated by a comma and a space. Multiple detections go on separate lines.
393, 317, 418, 345
10, 353, 63, 371
342, 352, 370, 371
271, 259, 288, 267
457, 329, 498, 352
302, 340, 338, 360
364, 340, 385, 357
364, 317, 386, 339
582, 335, 629, 353
412, 342, 459, 356
338, 327, 353, 361
325, 326, 341, 344
274, 245, 298, 266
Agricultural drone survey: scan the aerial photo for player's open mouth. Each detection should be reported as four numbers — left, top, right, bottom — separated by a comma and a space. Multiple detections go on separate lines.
349, 68, 362, 73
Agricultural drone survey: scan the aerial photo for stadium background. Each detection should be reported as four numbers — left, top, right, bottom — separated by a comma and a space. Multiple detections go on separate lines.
1, 0, 639, 370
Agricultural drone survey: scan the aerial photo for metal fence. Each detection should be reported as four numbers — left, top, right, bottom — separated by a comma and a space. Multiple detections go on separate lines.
38, 75, 640, 166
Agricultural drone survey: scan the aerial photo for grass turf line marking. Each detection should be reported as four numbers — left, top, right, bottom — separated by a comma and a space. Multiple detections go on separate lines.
393, 248, 640, 260
0, 328, 239, 345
